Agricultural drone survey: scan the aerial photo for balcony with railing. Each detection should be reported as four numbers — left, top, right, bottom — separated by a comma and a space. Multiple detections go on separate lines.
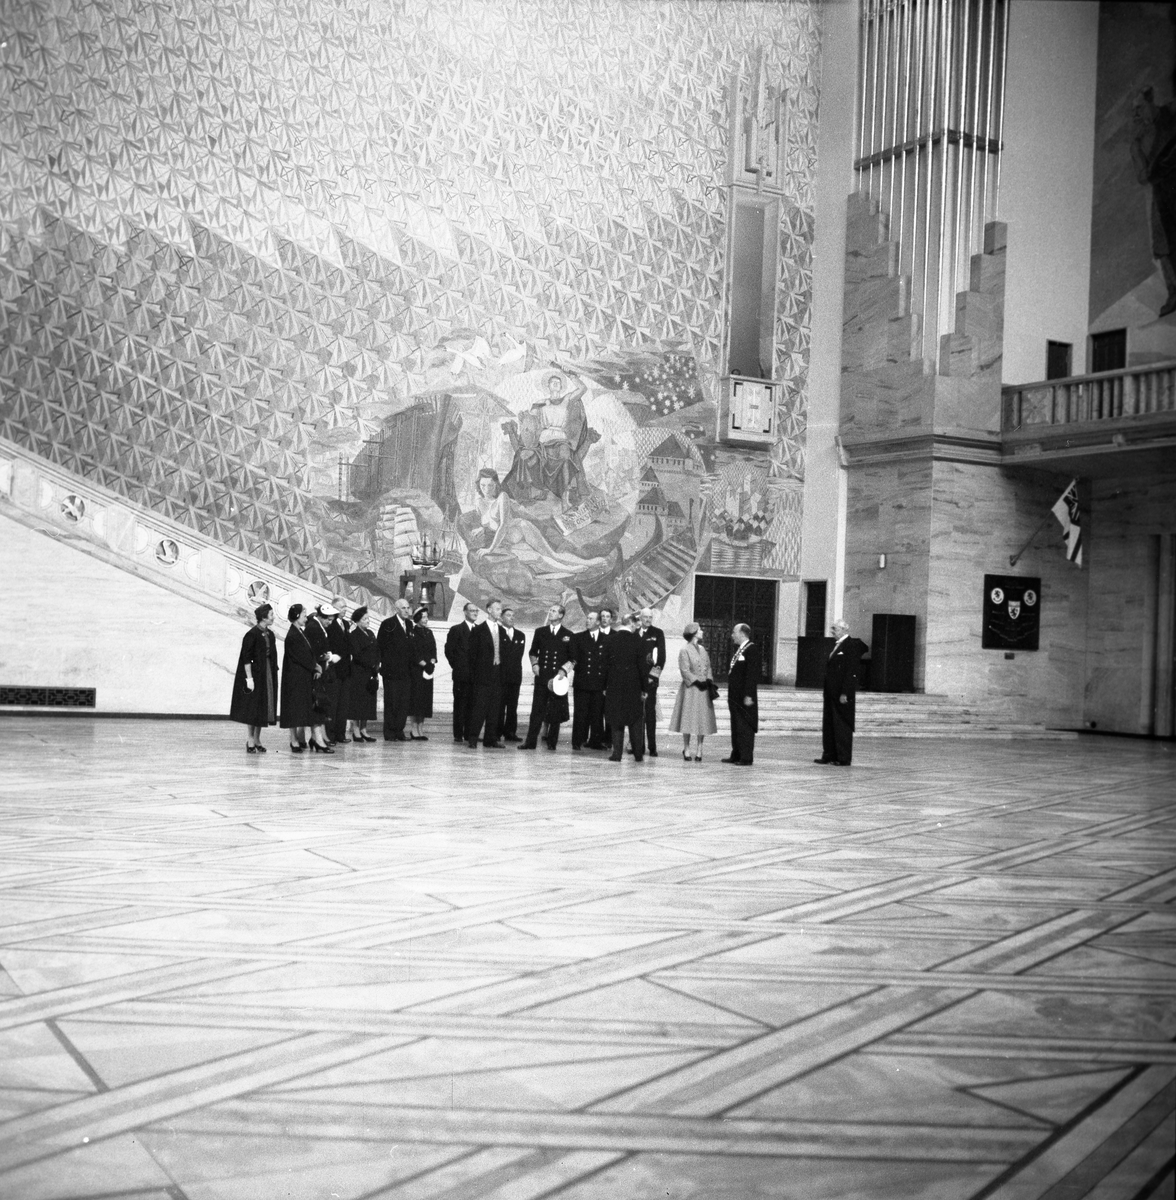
1001, 361, 1176, 476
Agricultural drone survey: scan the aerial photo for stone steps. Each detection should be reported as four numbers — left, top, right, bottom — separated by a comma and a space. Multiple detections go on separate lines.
424, 687, 1075, 741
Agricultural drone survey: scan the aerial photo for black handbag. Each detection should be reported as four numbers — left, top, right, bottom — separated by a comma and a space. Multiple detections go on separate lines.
365, 674, 379, 695
706, 681, 720, 702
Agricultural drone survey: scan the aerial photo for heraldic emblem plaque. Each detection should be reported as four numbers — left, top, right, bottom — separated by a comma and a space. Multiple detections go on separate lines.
982, 574, 1041, 650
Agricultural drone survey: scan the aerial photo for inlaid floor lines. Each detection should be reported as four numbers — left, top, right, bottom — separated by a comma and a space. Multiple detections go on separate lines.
1, 723, 1173, 1198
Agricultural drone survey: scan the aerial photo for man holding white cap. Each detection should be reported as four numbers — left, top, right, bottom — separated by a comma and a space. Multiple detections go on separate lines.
519, 603, 575, 751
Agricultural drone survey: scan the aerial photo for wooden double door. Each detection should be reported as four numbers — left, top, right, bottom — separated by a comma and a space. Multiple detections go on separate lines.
692, 574, 776, 683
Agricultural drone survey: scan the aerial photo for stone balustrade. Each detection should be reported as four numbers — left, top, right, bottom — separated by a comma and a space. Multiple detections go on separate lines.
1002, 361, 1176, 432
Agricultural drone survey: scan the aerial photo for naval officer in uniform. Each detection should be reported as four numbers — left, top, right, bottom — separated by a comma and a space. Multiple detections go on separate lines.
519, 603, 576, 751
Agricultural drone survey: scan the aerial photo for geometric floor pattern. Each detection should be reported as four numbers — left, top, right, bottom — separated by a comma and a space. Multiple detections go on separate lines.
0, 719, 1173, 1200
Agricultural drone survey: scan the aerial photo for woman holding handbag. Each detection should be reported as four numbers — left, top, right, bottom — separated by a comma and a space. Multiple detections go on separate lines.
345, 607, 380, 743
668, 622, 717, 761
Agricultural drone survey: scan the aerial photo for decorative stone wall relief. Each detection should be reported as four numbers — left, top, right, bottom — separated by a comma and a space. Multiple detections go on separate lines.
0, 0, 821, 617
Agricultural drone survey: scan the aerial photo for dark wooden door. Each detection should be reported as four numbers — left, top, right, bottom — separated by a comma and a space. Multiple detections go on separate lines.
693, 575, 776, 682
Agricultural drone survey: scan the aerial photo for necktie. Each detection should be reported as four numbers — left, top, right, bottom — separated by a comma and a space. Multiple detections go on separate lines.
491, 624, 499, 665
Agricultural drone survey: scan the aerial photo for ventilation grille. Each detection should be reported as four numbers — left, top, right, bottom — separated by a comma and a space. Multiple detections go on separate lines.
0, 686, 97, 708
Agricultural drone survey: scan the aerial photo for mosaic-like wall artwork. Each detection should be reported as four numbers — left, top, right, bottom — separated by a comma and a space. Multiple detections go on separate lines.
0, 0, 821, 621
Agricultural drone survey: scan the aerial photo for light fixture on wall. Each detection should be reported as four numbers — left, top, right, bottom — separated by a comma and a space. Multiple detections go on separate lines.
878, 553, 887, 569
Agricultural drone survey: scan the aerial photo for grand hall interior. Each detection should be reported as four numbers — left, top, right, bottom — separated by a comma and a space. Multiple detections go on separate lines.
0, 1, 1174, 1197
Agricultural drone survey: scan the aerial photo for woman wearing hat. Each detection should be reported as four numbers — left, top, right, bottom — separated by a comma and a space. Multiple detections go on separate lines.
408, 606, 437, 739
345, 607, 380, 743
669, 622, 717, 761
230, 603, 278, 753
280, 604, 332, 753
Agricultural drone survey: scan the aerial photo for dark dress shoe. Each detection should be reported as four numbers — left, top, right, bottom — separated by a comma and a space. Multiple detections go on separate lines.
814, 757, 833, 764
503, 734, 521, 742
633, 756, 644, 762
648, 749, 657, 757
484, 742, 506, 749
721, 757, 741, 764
518, 744, 536, 751
608, 754, 623, 762
467, 742, 479, 749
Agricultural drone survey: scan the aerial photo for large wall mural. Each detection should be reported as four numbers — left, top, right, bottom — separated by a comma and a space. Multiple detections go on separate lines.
0, 0, 821, 621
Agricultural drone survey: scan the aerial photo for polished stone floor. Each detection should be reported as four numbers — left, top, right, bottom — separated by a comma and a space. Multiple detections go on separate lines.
0, 718, 1174, 1200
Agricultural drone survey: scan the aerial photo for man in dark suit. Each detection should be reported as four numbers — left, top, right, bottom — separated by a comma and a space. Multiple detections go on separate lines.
325, 605, 352, 743
602, 615, 650, 762
466, 600, 508, 749
377, 597, 415, 742
817, 618, 869, 766
444, 602, 479, 743
519, 603, 575, 750
637, 607, 666, 757
572, 610, 608, 750
723, 623, 760, 766
498, 606, 527, 741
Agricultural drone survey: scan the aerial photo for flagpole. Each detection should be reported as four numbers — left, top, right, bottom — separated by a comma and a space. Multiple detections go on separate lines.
1009, 514, 1054, 567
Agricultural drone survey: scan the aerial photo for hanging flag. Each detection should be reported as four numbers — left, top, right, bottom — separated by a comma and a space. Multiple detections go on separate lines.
1051, 479, 1083, 566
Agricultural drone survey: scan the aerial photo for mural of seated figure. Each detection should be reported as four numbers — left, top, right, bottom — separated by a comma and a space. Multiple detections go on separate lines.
501, 370, 599, 508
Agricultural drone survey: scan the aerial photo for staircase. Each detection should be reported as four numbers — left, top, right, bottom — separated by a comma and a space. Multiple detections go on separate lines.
703, 687, 1075, 740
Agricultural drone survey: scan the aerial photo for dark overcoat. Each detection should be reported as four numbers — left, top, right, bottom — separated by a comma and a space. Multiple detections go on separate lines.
377, 614, 415, 681
501, 626, 527, 685
823, 636, 869, 731
280, 624, 318, 728
727, 641, 761, 734
230, 625, 278, 726
345, 625, 380, 722
410, 625, 437, 718
602, 628, 649, 725
444, 621, 475, 683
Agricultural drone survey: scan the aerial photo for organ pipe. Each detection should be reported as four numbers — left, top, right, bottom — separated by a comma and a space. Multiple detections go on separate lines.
855, 0, 1008, 370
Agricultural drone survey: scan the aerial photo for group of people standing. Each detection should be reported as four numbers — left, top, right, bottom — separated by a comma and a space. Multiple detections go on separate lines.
442, 601, 762, 766
231, 599, 767, 767
229, 599, 437, 753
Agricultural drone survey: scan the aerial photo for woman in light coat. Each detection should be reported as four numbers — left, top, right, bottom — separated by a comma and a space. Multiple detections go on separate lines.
668, 622, 717, 761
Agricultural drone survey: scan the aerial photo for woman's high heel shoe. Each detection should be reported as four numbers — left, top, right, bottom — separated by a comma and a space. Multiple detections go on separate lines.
682, 749, 691, 760
694, 755, 702, 762
310, 741, 335, 754
246, 745, 257, 754
290, 743, 305, 753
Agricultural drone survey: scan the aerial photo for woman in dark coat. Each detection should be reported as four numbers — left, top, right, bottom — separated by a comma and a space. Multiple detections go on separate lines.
408, 606, 437, 739
345, 607, 380, 743
230, 603, 278, 753
280, 604, 330, 753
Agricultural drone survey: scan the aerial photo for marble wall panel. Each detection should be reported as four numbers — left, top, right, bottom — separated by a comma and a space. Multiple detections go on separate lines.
842, 459, 933, 685
1085, 471, 1176, 734
925, 464, 1088, 726
0, 511, 245, 713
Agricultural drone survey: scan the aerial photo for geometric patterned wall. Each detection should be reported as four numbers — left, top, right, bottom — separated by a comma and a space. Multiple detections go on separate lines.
0, 0, 822, 611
